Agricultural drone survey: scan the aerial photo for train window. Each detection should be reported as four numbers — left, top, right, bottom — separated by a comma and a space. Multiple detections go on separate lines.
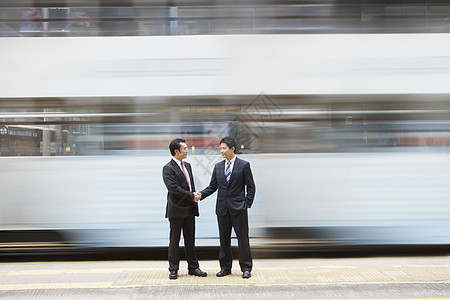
2, 95, 450, 156
2, 2, 450, 36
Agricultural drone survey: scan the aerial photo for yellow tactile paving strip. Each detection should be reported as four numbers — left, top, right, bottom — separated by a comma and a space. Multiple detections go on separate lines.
0, 265, 448, 290
118, 265, 450, 286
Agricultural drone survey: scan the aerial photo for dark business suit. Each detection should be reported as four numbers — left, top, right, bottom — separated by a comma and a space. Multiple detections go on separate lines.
162, 159, 199, 272
200, 157, 256, 272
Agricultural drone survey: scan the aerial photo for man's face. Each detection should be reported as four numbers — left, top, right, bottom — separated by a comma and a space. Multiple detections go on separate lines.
176, 142, 188, 160
220, 143, 234, 160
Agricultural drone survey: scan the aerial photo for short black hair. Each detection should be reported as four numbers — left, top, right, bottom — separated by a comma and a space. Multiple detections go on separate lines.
169, 138, 186, 156
220, 136, 237, 153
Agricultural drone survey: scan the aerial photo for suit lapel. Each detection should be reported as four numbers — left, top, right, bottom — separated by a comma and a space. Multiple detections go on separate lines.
227, 157, 240, 185
185, 162, 195, 192
218, 160, 227, 186
171, 159, 189, 189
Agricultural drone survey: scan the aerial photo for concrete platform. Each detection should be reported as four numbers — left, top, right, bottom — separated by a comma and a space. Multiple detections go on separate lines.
0, 256, 449, 290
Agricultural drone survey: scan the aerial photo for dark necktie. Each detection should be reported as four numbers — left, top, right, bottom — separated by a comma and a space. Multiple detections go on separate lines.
225, 161, 231, 183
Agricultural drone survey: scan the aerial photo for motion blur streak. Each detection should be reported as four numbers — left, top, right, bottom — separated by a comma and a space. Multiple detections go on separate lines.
2, 34, 450, 97
0, 1, 449, 254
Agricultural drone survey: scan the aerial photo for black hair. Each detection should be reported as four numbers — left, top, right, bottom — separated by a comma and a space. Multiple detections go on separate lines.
169, 138, 186, 156
220, 136, 237, 153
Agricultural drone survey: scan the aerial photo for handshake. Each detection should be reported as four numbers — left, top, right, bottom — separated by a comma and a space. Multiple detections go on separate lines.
193, 192, 202, 203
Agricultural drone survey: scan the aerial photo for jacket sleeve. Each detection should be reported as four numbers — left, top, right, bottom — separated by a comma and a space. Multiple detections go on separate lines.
244, 162, 256, 208
200, 164, 218, 200
162, 165, 195, 202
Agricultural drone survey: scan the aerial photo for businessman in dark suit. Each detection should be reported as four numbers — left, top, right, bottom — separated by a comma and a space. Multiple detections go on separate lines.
162, 138, 207, 280
197, 136, 256, 279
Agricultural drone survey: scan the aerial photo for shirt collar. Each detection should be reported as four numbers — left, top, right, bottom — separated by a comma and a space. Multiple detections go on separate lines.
172, 157, 183, 166
226, 156, 237, 165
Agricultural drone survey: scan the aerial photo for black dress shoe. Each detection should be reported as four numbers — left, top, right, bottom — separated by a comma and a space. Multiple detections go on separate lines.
216, 269, 231, 277
242, 271, 251, 279
169, 270, 178, 280
188, 268, 207, 277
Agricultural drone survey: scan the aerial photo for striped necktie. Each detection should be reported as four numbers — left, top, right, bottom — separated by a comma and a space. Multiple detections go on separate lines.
225, 161, 231, 182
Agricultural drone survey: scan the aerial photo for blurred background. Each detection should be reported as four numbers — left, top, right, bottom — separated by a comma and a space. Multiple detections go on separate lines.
0, 0, 449, 256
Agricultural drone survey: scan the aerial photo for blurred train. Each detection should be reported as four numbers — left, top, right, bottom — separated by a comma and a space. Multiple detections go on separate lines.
1, 0, 450, 254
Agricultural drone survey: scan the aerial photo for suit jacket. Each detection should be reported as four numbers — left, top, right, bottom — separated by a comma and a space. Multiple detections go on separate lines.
200, 157, 256, 216
162, 159, 199, 218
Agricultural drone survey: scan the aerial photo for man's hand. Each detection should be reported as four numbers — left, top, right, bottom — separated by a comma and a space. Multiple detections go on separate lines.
193, 192, 202, 202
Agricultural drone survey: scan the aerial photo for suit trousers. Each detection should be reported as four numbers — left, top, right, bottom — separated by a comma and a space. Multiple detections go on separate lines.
217, 210, 252, 272
168, 215, 199, 271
